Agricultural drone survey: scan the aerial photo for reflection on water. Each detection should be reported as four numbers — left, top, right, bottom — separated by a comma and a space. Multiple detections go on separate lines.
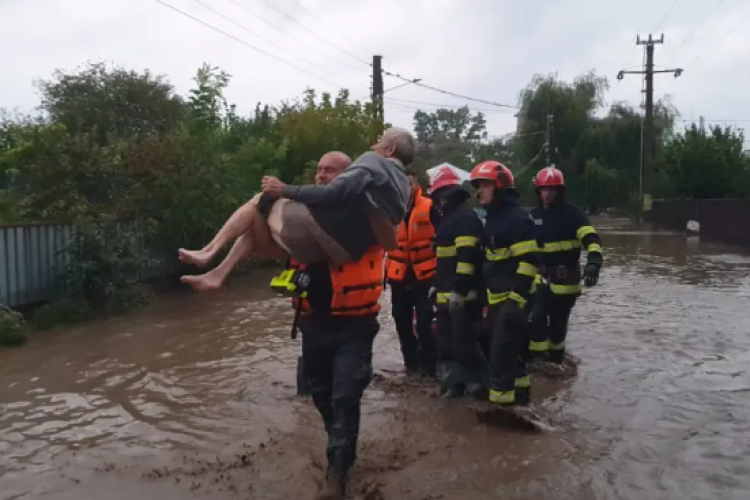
1, 218, 749, 500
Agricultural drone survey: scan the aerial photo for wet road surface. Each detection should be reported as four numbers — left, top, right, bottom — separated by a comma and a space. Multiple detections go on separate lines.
1, 217, 749, 500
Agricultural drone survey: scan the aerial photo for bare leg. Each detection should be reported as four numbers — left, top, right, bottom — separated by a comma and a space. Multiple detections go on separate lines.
181, 209, 288, 292
181, 232, 254, 291
178, 194, 262, 267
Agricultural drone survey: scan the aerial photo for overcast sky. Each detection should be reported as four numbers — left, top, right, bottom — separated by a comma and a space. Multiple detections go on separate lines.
2, 0, 749, 139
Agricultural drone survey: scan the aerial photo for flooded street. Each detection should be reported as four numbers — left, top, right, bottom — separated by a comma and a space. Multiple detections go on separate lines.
1, 216, 749, 500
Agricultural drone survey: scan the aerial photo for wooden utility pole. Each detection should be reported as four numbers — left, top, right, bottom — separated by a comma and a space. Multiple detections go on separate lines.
545, 113, 554, 167
618, 34, 682, 211
371, 55, 384, 129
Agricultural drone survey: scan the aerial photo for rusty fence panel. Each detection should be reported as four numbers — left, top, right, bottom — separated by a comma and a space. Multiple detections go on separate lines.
650, 198, 750, 248
0, 222, 177, 309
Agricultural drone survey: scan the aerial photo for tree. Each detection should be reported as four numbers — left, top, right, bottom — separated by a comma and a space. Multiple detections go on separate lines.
36, 61, 185, 143
656, 124, 750, 199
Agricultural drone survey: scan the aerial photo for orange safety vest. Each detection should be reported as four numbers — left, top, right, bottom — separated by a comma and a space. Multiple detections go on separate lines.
386, 191, 437, 282
290, 246, 385, 316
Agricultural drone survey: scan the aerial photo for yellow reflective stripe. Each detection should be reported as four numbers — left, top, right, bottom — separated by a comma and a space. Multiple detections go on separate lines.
549, 341, 565, 351
550, 283, 581, 295
436, 290, 478, 304
489, 389, 515, 404
530, 280, 538, 294
517, 262, 538, 277
534, 274, 542, 284
543, 240, 581, 252
509, 240, 538, 256
436, 245, 456, 258
577, 225, 596, 240
486, 290, 528, 308
529, 340, 549, 352
485, 240, 539, 261
515, 375, 531, 388
588, 243, 602, 253
455, 236, 479, 248
456, 262, 475, 275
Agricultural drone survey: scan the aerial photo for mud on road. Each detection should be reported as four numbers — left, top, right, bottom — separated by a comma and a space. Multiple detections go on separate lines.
1, 217, 749, 500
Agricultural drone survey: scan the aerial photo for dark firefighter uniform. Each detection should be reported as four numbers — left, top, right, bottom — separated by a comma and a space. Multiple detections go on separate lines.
428, 166, 486, 398
272, 246, 384, 497
386, 186, 440, 376
529, 166, 603, 364
471, 160, 540, 407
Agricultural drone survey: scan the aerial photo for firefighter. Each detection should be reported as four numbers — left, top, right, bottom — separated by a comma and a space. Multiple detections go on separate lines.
470, 160, 540, 408
386, 169, 440, 376
271, 246, 385, 498
427, 166, 487, 398
528, 166, 603, 365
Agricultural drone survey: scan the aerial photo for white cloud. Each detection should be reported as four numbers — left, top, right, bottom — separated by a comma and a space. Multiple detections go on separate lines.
2, 0, 750, 138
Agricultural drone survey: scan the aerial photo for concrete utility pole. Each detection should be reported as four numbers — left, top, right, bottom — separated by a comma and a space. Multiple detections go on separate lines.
371, 55, 384, 128
617, 34, 682, 211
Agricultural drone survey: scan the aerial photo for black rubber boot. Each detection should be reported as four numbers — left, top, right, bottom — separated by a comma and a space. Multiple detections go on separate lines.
296, 356, 312, 396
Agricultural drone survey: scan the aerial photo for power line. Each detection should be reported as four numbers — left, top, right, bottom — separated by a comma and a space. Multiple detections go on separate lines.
385, 97, 517, 113
674, 0, 726, 52
253, 0, 372, 67
653, 0, 682, 33
287, 0, 377, 56
153, 0, 343, 87
223, 0, 358, 70
189, 0, 340, 80
382, 69, 520, 109
689, 9, 750, 66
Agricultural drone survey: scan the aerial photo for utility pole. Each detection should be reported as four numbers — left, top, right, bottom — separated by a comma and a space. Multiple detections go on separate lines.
371, 55, 384, 130
617, 34, 682, 211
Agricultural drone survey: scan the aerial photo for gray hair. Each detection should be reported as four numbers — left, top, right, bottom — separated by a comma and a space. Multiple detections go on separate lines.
381, 127, 417, 166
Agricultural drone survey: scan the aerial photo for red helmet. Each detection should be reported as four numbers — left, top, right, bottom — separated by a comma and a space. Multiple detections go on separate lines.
470, 160, 515, 189
534, 166, 565, 188
428, 166, 462, 195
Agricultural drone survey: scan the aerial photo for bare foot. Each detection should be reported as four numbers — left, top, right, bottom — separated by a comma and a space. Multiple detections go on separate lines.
180, 271, 225, 291
177, 248, 215, 267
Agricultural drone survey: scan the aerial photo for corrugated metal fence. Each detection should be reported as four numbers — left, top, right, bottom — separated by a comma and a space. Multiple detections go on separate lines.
0, 221, 176, 308
650, 198, 750, 248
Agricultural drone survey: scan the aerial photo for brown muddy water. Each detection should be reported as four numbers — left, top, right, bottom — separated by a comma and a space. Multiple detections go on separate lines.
1, 217, 749, 500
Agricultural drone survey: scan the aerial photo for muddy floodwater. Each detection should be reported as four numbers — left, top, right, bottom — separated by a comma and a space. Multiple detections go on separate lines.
1, 217, 749, 500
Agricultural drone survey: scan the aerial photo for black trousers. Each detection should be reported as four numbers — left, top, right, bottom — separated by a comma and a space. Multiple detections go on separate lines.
487, 302, 530, 406
300, 314, 379, 479
529, 284, 577, 363
390, 281, 436, 373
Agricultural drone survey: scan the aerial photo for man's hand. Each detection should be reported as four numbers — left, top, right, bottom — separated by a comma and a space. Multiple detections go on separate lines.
583, 263, 600, 287
447, 292, 465, 313
261, 176, 286, 196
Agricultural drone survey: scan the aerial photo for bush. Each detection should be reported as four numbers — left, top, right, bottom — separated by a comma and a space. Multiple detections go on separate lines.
0, 307, 29, 347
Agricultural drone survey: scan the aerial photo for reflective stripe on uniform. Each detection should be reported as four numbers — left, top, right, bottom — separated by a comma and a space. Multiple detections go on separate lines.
455, 236, 479, 248
489, 389, 515, 404
529, 340, 549, 352
486, 290, 527, 308
485, 239, 538, 261
456, 262, 475, 275
515, 375, 531, 388
577, 225, 596, 240
549, 341, 565, 351
436, 290, 478, 304
550, 283, 581, 295
436, 245, 457, 258
543, 239, 581, 252
517, 262, 538, 277
588, 243, 602, 253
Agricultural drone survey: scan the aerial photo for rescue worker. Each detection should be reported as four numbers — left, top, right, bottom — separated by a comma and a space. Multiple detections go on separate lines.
386, 168, 440, 376
528, 166, 603, 365
269, 137, 414, 498
428, 166, 486, 398
471, 160, 540, 408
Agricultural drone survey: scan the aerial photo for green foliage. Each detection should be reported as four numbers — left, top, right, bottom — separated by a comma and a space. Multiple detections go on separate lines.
0, 307, 28, 347
31, 298, 95, 331
0, 61, 383, 328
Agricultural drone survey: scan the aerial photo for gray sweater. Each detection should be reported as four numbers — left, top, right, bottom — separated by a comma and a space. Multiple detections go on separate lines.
281, 152, 410, 225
